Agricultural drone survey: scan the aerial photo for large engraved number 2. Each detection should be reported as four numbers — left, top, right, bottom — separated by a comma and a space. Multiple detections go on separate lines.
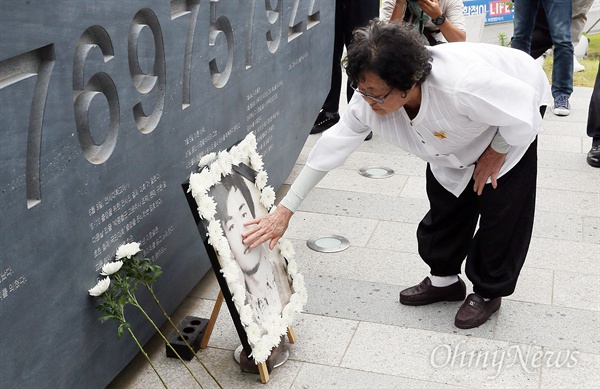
0, 44, 55, 209
209, 0, 233, 88
266, 0, 283, 52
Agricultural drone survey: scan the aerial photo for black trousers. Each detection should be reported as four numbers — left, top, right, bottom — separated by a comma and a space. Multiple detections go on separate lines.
530, 3, 552, 59
588, 66, 600, 146
417, 138, 539, 299
321, 0, 379, 113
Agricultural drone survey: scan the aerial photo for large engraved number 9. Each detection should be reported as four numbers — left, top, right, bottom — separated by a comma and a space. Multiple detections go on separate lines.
129, 8, 166, 134
209, 0, 233, 88
73, 26, 120, 165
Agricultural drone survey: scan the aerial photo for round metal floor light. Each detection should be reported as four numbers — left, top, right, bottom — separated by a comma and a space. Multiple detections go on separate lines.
359, 166, 394, 179
307, 235, 350, 253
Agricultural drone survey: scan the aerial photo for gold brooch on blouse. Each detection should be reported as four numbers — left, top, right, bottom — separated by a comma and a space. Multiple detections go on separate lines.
434, 132, 447, 139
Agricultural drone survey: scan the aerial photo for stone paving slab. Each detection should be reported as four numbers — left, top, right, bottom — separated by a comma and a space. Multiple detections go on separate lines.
340, 322, 543, 389
297, 187, 430, 223
494, 301, 600, 354
291, 363, 464, 389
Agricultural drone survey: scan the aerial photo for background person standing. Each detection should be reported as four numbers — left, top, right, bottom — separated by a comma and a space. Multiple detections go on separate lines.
310, 0, 379, 136
511, 0, 574, 116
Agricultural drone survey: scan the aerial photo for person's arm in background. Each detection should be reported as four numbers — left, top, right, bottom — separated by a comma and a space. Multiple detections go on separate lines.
380, 0, 398, 22
420, 0, 466, 42
391, 0, 409, 21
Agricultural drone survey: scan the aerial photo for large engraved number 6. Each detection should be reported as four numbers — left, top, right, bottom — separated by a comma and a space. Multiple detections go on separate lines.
73, 26, 120, 165
0, 44, 55, 209
265, 0, 283, 53
129, 8, 166, 134
209, 0, 233, 88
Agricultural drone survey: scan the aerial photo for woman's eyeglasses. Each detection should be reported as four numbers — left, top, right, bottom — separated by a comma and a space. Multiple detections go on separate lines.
350, 83, 394, 104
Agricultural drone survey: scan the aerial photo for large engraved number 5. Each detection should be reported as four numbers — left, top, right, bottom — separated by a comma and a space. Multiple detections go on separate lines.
129, 8, 166, 134
73, 26, 120, 165
209, 0, 233, 88
0, 44, 55, 209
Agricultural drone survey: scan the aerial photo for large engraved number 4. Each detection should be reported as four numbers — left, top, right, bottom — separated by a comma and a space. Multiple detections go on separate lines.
0, 44, 55, 209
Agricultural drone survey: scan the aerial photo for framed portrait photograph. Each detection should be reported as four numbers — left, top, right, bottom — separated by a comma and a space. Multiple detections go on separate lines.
188, 133, 307, 365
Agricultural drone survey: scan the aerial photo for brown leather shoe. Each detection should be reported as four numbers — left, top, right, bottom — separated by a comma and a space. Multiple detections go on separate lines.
454, 293, 501, 329
399, 277, 466, 306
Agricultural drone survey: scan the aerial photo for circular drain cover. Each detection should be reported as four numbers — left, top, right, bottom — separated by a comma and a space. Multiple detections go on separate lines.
307, 235, 350, 253
359, 166, 394, 179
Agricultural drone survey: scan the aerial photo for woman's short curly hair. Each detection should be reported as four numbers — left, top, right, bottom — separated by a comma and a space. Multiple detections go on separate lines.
344, 20, 432, 95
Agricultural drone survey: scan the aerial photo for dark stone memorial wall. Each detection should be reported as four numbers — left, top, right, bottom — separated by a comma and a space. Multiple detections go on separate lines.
0, 1, 333, 388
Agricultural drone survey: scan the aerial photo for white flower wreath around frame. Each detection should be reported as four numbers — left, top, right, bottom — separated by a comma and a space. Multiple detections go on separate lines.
188, 132, 307, 364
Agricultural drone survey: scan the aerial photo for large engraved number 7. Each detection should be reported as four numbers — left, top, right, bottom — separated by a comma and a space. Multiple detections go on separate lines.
0, 44, 55, 209
171, 0, 201, 109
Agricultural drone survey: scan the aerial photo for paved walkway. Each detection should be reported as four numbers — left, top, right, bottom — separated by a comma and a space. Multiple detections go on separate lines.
109, 24, 600, 389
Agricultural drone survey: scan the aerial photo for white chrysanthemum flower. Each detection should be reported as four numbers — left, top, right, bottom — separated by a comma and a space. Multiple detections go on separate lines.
270, 316, 288, 336
198, 152, 217, 168
217, 150, 233, 175
100, 260, 123, 276
245, 132, 257, 149
210, 164, 224, 182
282, 304, 295, 323
220, 261, 239, 283
239, 141, 254, 159
250, 340, 271, 364
245, 323, 263, 345
278, 239, 295, 259
115, 242, 141, 260
289, 293, 304, 312
88, 277, 110, 296
232, 293, 246, 312
266, 331, 282, 348
286, 260, 298, 275
189, 171, 213, 198
239, 305, 254, 326
298, 288, 308, 305
293, 273, 306, 290
215, 237, 232, 258
254, 170, 268, 189
229, 146, 244, 166
207, 220, 223, 242
249, 152, 264, 171
260, 186, 276, 209
197, 196, 217, 220
200, 168, 216, 186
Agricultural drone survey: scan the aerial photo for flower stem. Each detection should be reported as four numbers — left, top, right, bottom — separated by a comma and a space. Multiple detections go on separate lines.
126, 327, 169, 389
144, 283, 222, 389
130, 298, 204, 388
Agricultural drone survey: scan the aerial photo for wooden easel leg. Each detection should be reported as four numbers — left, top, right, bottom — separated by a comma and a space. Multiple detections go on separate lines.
200, 291, 224, 349
286, 326, 296, 344
258, 362, 270, 383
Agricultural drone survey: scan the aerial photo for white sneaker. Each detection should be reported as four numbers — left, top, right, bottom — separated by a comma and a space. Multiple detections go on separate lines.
553, 95, 571, 116
574, 55, 585, 73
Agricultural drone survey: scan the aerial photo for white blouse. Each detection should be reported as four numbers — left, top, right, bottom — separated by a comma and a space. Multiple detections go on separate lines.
304, 42, 550, 198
